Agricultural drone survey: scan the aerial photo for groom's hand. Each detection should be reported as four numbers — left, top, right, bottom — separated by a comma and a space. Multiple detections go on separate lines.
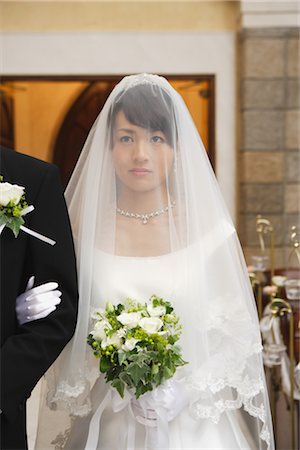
16, 276, 62, 325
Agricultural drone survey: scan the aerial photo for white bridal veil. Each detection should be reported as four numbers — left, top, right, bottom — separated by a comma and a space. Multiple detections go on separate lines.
35, 74, 274, 450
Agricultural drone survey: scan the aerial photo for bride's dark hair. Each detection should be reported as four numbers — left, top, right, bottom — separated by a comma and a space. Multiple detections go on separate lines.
108, 84, 176, 147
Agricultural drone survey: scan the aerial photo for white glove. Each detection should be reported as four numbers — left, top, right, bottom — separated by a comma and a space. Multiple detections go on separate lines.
131, 379, 189, 427
16, 276, 62, 325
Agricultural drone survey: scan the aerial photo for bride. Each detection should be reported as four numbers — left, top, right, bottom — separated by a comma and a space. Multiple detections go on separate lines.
32, 73, 274, 449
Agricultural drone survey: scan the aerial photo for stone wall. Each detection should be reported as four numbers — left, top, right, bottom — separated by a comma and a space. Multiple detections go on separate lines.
239, 27, 300, 268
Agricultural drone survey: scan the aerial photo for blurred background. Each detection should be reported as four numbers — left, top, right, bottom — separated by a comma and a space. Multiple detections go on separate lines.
0, 1, 299, 449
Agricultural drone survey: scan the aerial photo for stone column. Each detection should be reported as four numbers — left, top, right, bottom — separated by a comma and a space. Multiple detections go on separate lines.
239, 3, 299, 450
239, 1, 299, 269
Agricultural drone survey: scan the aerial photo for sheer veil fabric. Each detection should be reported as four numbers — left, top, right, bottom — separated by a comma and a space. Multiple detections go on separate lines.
35, 74, 274, 449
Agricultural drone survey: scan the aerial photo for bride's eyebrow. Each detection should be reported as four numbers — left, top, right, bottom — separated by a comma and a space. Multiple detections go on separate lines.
117, 128, 134, 134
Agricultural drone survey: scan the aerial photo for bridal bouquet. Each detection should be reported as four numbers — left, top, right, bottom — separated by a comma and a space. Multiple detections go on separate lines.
87, 295, 187, 399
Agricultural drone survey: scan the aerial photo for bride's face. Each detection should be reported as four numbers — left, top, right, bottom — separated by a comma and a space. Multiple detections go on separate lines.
112, 111, 174, 193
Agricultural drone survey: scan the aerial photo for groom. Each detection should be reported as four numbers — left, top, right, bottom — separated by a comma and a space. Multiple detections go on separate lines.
0, 146, 78, 449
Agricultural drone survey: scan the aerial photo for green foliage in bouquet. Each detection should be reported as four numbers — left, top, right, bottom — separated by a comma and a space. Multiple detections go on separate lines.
87, 295, 187, 399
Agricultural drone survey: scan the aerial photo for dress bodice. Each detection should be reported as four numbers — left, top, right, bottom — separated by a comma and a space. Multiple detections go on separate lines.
90, 218, 236, 311
91, 250, 182, 309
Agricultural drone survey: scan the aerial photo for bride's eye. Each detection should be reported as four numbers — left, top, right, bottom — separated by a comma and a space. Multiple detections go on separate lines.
150, 135, 165, 144
120, 135, 133, 143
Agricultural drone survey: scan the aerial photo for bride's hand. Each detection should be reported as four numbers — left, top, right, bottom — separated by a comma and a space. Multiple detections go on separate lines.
16, 276, 62, 325
131, 379, 189, 426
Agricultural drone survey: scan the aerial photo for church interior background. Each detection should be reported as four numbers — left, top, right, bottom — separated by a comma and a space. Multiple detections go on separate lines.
0, 1, 299, 448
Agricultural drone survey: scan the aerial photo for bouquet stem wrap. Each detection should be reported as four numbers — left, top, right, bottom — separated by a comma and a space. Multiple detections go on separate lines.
86, 387, 170, 450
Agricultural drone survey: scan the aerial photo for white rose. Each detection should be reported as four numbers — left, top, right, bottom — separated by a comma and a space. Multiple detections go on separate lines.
0, 182, 25, 206
118, 312, 142, 328
101, 333, 122, 349
147, 303, 166, 317
139, 317, 163, 334
92, 320, 110, 341
122, 337, 139, 352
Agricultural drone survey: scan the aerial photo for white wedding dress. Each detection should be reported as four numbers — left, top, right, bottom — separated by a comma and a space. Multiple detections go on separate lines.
35, 74, 273, 450
64, 248, 255, 450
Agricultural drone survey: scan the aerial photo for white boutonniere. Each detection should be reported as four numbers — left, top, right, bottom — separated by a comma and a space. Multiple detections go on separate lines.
0, 178, 29, 237
0, 176, 55, 245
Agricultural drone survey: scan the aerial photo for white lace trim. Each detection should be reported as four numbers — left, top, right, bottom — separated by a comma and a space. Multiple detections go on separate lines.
51, 428, 71, 450
185, 340, 271, 449
188, 371, 271, 449
46, 343, 271, 448
189, 375, 265, 419
47, 378, 92, 417
186, 341, 262, 392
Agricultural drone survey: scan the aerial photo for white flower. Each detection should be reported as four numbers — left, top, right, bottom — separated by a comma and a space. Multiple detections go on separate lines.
101, 333, 122, 349
91, 308, 104, 320
272, 276, 287, 287
122, 338, 139, 351
139, 317, 163, 334
118, 312, 142, 328
0, 182, 24, 206
147, 303, 166, 317
116, 328, 127, 339
92, 320, 111, 340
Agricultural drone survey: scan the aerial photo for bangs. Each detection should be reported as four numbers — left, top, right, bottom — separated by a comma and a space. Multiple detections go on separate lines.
109, 84, 176, 147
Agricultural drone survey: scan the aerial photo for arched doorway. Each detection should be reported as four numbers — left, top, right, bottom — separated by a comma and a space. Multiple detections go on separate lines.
53, 79, 120, 187
0, 87, 15, 150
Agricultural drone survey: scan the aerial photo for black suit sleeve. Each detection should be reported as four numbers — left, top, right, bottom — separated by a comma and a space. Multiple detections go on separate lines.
0, 164, 78, 421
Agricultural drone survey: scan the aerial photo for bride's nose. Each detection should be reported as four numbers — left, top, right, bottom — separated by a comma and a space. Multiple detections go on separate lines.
132, 139, 150, 161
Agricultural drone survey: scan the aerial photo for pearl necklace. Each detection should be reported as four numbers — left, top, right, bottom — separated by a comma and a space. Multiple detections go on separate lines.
116, 201, 176, 224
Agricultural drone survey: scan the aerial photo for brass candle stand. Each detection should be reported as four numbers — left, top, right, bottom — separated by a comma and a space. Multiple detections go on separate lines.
288, 226, 300, 267
269, 297, 295, 450
249, 272, 263, 320
254, 216, 278, 438
253, 218, 299, 450
256, 215, 275, 280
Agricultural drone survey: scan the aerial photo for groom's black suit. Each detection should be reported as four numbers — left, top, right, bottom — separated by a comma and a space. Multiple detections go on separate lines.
0, 147, 78, 449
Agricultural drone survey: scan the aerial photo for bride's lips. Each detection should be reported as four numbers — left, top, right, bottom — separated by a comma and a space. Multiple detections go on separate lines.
129, 168, 152, 176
